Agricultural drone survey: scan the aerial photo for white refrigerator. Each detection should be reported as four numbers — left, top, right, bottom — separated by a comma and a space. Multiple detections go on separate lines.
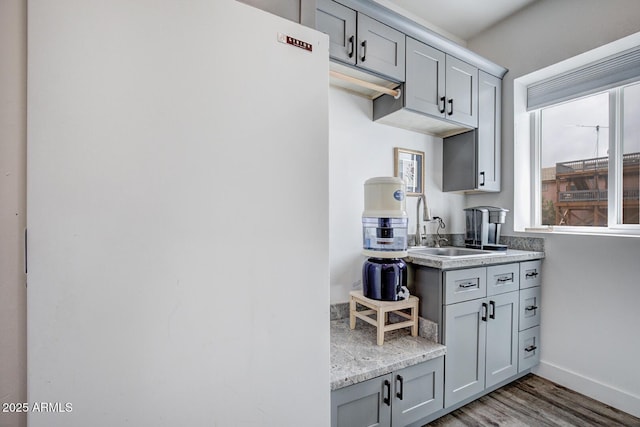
27, 1, 330, 425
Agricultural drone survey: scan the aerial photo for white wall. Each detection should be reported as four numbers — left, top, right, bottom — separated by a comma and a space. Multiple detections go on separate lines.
467, 0, 640, 416
0, 1, 27, 427
328, 87, 465, 302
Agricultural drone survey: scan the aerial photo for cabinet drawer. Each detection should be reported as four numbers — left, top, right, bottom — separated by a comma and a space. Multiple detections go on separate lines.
487, 263, 519, 296
520, 260, 542, 289
444, 267, 487, 304
518, 326, 540, 372
519, 287, 541, 331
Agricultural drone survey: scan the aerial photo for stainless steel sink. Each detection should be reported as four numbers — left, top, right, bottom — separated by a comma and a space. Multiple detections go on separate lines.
407, 247, 498, 258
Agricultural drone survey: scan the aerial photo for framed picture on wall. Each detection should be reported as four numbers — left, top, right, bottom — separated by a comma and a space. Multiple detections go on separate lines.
394, 147, 424, 196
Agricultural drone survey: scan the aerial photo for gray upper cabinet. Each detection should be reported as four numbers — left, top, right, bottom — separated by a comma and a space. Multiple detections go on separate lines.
445, 56, 478, 128
357, 14, 405, 81
405, 37, 445, 118
405, 37, 477, 128
317, 0, 405, 82
316, 0, 357, 65
442, 71, 502, 193
477, 70, 502, 192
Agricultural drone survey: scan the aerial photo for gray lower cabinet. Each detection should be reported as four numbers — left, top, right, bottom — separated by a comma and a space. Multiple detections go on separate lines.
316, 0, 406, 82
443, 290, 518, 407
332, 373, 391, 427
518, 260, 542, 372
414, 261, 538, 411
405, 37, 478, 129
331, 357, 444, 427
443, 298, 486, 405
485, 291, 519, 388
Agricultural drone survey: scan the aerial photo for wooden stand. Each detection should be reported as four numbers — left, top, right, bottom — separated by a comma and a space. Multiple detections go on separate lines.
349, 290, 419, 345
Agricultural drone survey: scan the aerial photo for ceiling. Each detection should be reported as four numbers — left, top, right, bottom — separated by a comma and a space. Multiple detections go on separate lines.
384, 0, 538, 41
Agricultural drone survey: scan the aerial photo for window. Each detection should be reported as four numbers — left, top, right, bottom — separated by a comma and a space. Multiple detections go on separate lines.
622, 83, 640, 225
514, 32, 640, 235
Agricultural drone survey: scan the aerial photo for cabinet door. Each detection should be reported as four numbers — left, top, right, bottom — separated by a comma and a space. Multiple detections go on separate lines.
357, 14, 405, 82
443, 298, 486, 407
485, 292, 519, 388
477, 71, 501, 192
392, 357, 444, 426
405, 37, 446, 118
316, 0, 357, 65
445, 56, 478, 128
331, 374, 392, 427
442, 129, 477, 192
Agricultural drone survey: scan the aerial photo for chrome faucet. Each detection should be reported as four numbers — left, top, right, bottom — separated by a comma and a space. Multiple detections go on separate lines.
433, 217, 448, 248
415, 194, 432, 246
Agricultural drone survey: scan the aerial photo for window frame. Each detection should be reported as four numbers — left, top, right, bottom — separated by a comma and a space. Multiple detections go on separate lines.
513, 32, 640, 236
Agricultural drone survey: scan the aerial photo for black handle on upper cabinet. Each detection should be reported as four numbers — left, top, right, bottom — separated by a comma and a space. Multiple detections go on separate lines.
525, 305, 538, 311
396, 375, 404, 400
482, 302, 488, 322
447, 98, 454, 115
347, 35, 354, 58
383, 380, 391, 406
480, 171, 486, 186
439, 96, 446, 113
361, 40, 367, 62
489, 301, 496, 319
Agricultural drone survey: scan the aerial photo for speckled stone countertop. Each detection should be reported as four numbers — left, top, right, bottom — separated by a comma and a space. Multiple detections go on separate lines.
406, 248, 544, 270
330, 318, 446, 391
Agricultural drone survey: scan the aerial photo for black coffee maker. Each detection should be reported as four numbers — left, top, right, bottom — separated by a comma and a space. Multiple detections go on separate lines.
464, 206, 509, 251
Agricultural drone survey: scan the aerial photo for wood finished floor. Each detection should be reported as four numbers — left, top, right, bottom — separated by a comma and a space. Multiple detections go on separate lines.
426, 374, 640, 427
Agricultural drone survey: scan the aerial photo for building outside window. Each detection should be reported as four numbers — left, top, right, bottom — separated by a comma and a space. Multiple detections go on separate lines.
536, 88, 640, 227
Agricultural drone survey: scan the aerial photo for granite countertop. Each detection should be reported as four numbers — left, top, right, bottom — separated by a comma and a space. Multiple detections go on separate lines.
330, 318, 446, 391
406, 248, 545, 270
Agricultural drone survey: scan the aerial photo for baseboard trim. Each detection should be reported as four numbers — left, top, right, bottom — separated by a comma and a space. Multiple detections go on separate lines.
534, 360, 640, 418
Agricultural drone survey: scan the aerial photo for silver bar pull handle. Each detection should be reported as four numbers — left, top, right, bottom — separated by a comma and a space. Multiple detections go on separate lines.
459, 281, 476, 289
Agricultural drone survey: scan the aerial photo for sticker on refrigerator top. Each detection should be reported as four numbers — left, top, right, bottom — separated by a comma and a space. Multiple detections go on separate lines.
278, 33, 312, 52
394, 190, 405, 201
